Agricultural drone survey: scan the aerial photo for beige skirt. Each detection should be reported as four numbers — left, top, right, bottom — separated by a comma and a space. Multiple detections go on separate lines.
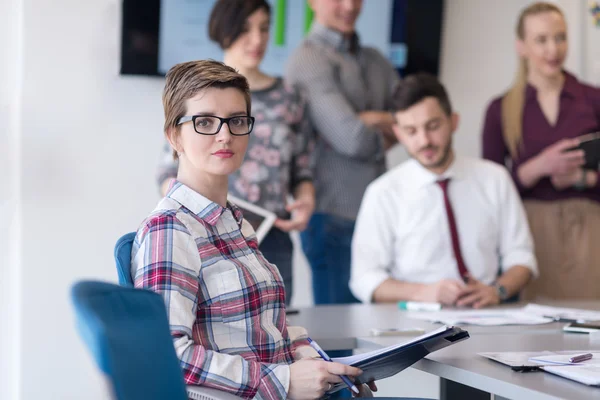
522, 198, 600, 300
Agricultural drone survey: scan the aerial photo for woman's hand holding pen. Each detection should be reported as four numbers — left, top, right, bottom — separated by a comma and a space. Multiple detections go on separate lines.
288, 359, 362, 400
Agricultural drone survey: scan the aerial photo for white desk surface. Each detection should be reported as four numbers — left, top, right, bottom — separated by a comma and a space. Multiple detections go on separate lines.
288, 301, 600, 400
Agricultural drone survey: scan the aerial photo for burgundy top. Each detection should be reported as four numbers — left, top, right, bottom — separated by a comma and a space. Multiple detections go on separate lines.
482, 72, 600, 203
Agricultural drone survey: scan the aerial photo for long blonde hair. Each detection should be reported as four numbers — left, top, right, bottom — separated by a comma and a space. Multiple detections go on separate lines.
501, 2, 564, 158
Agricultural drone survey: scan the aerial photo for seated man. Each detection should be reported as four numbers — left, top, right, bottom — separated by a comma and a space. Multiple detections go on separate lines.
349, 73, 537, 308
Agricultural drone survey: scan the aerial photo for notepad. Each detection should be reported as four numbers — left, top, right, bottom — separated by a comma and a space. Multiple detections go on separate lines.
542, 365, 600, 386
326, 325, 469, 394
480, 351, 600, 381
529, 352, 600, 366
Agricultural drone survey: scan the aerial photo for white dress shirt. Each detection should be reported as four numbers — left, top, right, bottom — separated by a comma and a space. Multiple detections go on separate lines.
350, 156, 537, 304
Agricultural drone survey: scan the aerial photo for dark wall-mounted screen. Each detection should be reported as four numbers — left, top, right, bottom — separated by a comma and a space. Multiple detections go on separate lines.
121, 0, 444, 78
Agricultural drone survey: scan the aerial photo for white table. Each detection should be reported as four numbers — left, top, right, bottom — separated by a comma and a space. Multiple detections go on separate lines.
287, 301, 600, 400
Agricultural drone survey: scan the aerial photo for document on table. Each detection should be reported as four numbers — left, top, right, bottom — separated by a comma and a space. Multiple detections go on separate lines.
479, 351, 555, 368
522, 304, 600, 322
542, 365, 600, 386
529, 352, 600, 366
479, 351, 600, 370
407, 309, 553, 326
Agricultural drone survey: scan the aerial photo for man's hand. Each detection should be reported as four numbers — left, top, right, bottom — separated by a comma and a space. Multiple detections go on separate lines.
274, 197, 314, 232
417, 279, 464, 305
456, 278, 500, 309
359, 111, 395, 135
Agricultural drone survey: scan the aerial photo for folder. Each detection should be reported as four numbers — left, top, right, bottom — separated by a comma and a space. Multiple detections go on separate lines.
327, 325, 469, 394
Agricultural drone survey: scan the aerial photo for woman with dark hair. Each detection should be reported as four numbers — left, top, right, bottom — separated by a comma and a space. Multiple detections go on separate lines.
157, 0, 315, 306
482, 2, 600, 300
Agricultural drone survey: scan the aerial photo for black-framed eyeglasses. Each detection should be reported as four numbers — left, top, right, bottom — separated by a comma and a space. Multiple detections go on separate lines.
176, 115, 255, 136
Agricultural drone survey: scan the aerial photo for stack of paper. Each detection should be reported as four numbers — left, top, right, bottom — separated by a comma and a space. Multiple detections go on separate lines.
523, 304, 600, 322
529, 353, 600, 386
542, 365, 600, 386
479, 351, 600, 386
407, 309, 552, 326
406, 304, 600, 326
529, 353, 600, 366
479, 351, 555, 368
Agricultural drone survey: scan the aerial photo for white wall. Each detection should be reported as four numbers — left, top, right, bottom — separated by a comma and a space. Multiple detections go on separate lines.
1, 0, 23, 399
5, 1, 599, 399
433, 0, 593, 164
583, 1, 600, 84
15, 1, 165, 399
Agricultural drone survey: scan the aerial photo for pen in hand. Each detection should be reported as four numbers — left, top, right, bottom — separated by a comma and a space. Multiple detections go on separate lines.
307, 337, 360, 395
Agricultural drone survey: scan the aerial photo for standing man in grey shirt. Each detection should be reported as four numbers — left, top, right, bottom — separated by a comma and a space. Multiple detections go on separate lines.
286, 0, 400, 305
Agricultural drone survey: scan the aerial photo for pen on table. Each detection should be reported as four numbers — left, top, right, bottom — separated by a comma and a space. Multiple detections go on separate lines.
398, 301, 442, 311
306, 337, 360, 394
569, 353, 593, 363
543, 315, 580, 323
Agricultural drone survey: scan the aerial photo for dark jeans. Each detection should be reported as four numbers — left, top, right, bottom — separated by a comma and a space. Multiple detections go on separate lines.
300, 213, 359, 305
259, 227, 293, 306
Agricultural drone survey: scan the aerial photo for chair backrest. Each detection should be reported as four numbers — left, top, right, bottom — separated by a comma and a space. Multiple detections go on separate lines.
71, 280, 189, 400
114, 232, 136, 287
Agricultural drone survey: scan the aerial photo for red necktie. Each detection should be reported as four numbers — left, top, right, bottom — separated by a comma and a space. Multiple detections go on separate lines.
437, 178, 470, 281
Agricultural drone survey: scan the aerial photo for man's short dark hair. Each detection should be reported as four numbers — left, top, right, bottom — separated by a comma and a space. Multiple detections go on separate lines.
208, 0, 271, 50
391, 73, 453, 116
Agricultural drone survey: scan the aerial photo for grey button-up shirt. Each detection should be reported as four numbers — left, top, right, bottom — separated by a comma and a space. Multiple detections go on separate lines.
286, 22, 400, 220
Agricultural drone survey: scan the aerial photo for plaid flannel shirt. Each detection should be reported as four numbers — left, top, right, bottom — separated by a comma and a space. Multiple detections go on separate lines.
132, 181, 314, 399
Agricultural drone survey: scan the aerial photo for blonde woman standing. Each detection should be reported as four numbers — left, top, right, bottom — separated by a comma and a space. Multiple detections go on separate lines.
482, 2, 600, 300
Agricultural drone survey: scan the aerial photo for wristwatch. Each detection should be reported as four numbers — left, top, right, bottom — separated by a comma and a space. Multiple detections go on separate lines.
574, 170, 588, 191
494, 283, 509, 302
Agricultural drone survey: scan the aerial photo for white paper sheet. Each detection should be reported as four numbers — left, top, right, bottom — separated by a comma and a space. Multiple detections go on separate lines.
407, 309, 552, 326
542, 365, 600, 386
523, 304, 600, 322
529, 352, 600, 366
479, 351, 555, 367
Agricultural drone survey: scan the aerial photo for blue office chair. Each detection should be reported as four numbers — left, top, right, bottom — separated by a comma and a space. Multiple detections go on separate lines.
71, 280, 189, 400
71, 280, 240, 400
114, 232, 136, 287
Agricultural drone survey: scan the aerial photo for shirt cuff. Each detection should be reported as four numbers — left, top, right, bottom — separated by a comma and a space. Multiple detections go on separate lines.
255, 363, 290, 400
502, 252, 538, 278
350, 269, 390, 304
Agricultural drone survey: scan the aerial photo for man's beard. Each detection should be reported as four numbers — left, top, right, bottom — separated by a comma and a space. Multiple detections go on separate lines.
414, 140, 452, 169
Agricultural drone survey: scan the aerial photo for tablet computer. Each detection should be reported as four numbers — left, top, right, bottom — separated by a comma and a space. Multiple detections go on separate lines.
227, 195, 276, 244
563, 321, 600, 334
571, 131, 600, 170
